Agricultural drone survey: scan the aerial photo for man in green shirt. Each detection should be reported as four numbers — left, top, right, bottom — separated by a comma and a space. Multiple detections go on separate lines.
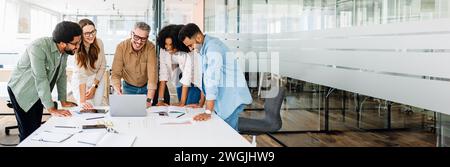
7, 21, 81, 141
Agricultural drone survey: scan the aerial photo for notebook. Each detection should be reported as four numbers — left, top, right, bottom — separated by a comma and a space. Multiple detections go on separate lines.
31, 131, 74, 143
96, 133, 136, 147
76, 132, 136, 147
77, 131, 106, 146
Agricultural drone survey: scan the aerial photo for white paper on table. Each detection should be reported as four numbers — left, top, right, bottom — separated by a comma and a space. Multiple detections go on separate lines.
96, 133, 136, 147
159, 117, 194, 125
186, 108, 205, 113
167, 106, 186, 113
147, 106, 168, 113
47, 127, 82, 134
30, 131, 74, 143
148, 106, 186, 113
76, 131, 107, 146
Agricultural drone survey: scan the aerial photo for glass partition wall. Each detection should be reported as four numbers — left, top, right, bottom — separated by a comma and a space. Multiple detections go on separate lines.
205, 0, 450, 147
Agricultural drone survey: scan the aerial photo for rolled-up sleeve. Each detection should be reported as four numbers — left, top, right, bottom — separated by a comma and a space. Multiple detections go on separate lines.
57, 56, 67, 102
29, 45, 54, 109
204, 49, 222, 101
179, 52, 193, 86
111, 44, 124, 89
158, 49, 170, 82
95, 39, 106, 81
147, 46, 157, 90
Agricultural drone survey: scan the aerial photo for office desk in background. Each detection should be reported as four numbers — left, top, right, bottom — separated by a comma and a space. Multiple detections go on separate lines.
18, 107, 253, 147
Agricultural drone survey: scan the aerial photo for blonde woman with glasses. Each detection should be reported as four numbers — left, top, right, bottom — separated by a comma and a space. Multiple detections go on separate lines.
71, 19, 107, 109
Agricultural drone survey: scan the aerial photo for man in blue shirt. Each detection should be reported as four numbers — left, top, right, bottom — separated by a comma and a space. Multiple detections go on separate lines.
178, 23, 252, 130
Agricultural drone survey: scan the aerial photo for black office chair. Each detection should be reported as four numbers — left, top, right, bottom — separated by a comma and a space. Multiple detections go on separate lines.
4, 100, 51, 135
238, 88, 286, 147
3, 100, 17, 135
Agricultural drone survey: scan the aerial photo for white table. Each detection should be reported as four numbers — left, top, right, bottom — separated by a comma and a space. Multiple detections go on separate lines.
18, 107, 253, 147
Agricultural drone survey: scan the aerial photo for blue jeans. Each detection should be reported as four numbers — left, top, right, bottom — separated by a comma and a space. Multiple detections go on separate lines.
176, 85, 201, 105
122, 81, 171, 106
224, 104, 246, 131
122, 81, 147, 95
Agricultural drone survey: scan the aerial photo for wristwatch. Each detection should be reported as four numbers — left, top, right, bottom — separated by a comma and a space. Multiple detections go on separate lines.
146, 98, 153, 104
205, 109, 212, 115
158, 97, 164, 102
92, 83, 98, 89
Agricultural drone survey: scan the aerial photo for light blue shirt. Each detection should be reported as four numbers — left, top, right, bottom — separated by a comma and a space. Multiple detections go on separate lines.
200, 34, 252, 120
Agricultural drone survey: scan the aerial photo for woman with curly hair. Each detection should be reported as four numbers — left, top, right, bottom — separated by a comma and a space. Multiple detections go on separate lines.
156, 24, 203, 107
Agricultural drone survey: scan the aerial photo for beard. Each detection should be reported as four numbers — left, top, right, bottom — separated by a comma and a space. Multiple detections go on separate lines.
193, 44, 202, 52
64, 47, 75, 55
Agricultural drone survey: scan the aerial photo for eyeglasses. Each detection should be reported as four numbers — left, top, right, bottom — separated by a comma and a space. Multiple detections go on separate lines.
132, 32, 148, 42
83, 29, 97, 37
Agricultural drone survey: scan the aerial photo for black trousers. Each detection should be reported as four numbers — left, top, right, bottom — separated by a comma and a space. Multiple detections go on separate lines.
7, 87, 43, 141
151, 81, 171, 106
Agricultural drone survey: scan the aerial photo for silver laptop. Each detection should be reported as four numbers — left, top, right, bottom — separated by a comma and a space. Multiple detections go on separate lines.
110, 95, 147, 117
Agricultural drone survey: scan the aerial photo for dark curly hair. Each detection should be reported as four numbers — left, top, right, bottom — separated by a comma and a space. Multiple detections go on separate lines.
52, 21, 82, 43
157, 24, 190, 53
178, 23, 201, 42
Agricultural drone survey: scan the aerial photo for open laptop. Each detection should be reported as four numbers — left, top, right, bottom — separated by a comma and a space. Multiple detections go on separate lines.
110, 95, 147, 117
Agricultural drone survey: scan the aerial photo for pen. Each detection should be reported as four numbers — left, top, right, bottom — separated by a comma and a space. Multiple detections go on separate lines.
86, 116, 105, 120
55, 126, 77, 129
176, 113, 186, 118
78, 141, 96, 146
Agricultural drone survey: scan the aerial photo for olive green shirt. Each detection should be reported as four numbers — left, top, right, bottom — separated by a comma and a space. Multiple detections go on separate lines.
8, 37, 68, 112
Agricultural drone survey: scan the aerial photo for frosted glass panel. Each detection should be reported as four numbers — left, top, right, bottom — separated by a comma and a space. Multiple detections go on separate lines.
204, 0, 450, 115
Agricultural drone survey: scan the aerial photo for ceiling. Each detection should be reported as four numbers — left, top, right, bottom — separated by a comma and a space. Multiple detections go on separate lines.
24, 0, 152, 16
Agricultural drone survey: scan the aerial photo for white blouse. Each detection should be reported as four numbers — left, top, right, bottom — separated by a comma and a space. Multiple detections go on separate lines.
74, 38, 106, 84
159, 49, 195, 87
